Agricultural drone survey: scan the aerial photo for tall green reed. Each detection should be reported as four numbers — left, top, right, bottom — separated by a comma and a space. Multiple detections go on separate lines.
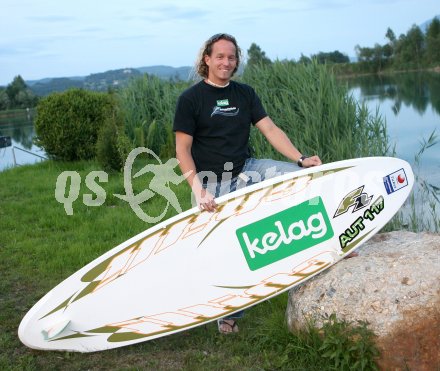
118, 62, 389, 163
242, 61, 389, 161
387, 130, 439, 232
118, 75, 189, 158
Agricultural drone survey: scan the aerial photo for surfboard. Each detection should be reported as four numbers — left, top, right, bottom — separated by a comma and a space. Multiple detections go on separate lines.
18, 157, 414, 352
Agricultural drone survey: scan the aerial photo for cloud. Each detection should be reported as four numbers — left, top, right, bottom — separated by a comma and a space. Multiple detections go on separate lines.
0, 45, 26, 57
26, 15, 76, 23
0, 41, 59, 59
137, 4, 210, 23
78, 26, 105, 34
99, 34, 153, 42
245, 0, 350, 16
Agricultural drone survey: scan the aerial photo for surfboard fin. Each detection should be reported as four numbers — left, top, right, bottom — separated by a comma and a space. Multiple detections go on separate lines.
41, 319, 71, 341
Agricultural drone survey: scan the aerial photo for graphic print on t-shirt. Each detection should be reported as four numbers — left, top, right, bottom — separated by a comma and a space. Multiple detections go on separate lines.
211, 98, 240, 117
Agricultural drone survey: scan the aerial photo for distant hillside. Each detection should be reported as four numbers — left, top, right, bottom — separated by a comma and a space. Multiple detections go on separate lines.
27, 65, 192, 96
136, 65, 193, 81
30, 77, 84, 96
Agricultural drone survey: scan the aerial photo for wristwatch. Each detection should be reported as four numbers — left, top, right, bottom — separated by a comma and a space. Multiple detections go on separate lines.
297, 155, 308, 167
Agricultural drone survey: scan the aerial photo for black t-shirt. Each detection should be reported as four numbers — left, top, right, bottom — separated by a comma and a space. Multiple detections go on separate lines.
173, 80, 267, 179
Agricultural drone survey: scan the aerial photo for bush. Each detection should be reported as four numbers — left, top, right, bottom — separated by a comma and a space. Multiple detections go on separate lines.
317, 314, 379, 370
35, 89, 115, 161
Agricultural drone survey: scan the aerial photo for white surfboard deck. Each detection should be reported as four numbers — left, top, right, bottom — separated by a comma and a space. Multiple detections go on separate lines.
19, 157, 414, 352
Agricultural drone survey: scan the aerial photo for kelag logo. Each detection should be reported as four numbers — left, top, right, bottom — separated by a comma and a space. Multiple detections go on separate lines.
236, 197, 334, 271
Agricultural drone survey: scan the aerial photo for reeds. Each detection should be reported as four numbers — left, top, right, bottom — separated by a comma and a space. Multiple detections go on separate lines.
117, 75, 187, 158
387, 130, 439, 232
242, 61, 389, 161
118, 61, 389, 163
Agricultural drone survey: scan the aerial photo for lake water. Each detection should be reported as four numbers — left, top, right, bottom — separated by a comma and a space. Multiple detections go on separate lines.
346, 72, 440, 229
346, 72, 440, 186
0, 110, 46, 171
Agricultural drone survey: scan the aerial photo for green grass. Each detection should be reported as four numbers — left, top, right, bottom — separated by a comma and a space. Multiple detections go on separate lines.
0, 160, 380, 370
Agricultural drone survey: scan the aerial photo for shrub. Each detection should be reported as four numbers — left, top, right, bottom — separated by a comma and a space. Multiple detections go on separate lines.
318, 313, 379, 370
35, 89, 115, 161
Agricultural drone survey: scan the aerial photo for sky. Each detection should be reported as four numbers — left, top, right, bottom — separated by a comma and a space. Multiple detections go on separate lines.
0, 0, 439, 85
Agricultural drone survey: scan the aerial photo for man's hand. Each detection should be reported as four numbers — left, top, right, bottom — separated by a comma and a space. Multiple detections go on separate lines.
302, 155, 322, 168
196, 188, 218, 212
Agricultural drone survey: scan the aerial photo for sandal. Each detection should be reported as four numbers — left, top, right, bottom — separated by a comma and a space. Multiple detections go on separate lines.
217, 319, 239, 334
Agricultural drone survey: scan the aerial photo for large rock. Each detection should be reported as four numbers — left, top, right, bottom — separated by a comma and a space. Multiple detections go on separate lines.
286, 231, 440, 370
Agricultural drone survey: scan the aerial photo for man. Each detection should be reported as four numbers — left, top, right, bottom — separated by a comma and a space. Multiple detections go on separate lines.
173, 33, 321, 333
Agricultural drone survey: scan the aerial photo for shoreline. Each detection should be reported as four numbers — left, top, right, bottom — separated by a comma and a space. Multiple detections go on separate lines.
334, 65, 440, 79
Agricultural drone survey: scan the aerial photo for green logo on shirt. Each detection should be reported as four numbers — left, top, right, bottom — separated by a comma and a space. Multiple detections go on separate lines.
236, 197, 334, 271
216, 99, 229, 107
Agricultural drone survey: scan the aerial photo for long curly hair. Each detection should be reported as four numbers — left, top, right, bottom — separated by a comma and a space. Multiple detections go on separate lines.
196, 33, 242, 79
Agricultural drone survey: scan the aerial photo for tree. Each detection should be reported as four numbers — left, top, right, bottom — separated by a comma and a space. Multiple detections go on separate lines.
385, 28, 396, 45
394, 25, 425, 68
382, 43, 393, 60
355, 45, 374, 62
426, 17, 440, 64
3, 75, 38, 109
0, 88, 8, 110
312, 51, 349, 64
354, 45, 378, 72
372, 43, 385, 72
385, 27, 397, 59
246, 43, 272, 68
6, 76, 27, 107
298, 54, 312, 65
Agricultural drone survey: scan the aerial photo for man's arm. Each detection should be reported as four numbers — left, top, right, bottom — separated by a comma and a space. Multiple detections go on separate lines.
175, 131, 217, 211
255, 117, 322, 168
